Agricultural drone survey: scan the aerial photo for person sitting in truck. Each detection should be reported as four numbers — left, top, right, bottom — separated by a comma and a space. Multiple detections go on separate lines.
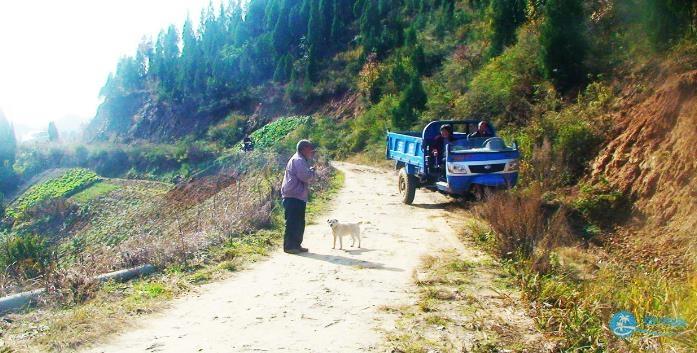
469, 121, 494, 139
431, 124, 454, 158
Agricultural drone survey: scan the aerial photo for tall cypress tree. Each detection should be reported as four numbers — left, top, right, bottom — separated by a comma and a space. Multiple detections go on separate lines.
319, 0, 333, 44
0, 110, 16, 165
360, 0, 380, 52
644, 0, 695, 50
305, 45, 319, 82
540, 0, 587, 92
330, 0, 342, 46
307, 1, 323, 49
179, 16, 200, 95
391, 73, 427, 129
152, 25, 180, 94
48, 122, 59, 142
489, 0, 527, 56
410, 45, 426, 74
274, 54, 293, 82
273, 0, 292, 54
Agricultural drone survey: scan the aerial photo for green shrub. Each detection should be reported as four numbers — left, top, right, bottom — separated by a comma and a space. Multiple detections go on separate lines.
353, 94, 398, 146
94, 148, 129, 177
556, 122, 603, 181
573, 179, 630, 229
207, 115, 247, 148
0, 233, 52, 279
642, 0, 696, 50
454, 27, 543, 125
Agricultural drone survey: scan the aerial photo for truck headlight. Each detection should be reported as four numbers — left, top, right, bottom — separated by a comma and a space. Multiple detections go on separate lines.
447, 163, 469, 174
505, 160, 520, 172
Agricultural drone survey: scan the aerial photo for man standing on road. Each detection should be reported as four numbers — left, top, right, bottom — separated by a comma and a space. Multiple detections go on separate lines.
281, 140, 316, 254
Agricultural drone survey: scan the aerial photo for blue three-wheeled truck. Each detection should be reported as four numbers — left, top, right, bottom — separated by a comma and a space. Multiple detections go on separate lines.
386, 120, 520, 204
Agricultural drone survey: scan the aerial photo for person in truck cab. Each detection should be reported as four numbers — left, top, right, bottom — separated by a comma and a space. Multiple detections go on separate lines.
469, 121, 493, 138
431, 124, 454, 158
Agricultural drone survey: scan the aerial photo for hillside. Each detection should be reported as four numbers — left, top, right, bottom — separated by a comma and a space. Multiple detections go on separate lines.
591, 68, 697, 274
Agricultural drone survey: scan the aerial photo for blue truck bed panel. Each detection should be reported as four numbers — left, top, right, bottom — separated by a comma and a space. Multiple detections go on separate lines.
386, 132, 425, 173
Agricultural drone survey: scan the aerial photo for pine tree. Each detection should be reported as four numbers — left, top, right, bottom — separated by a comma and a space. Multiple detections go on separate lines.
48, 121, 59, 142
391, 97, 417, 130
360, 0, 381, 53
404, 25, 417, 47
307, 1, 323, 50
264, 0, 282, 32
644, 0, 695, 50
179, 16, 201, 96
0, 110, 16, 165
390, 61, 410, 90
409, 45, 426, 75
152, 25, 180, 94
135, 37, 152, 79
391, 73, 427, 130
405, 73, 427, 111
246, 0, 267, 36
274, 54, 293, 82
353, 0, 366, 19
330, 0, 342, 46
540, 0, 587, 92
273, 0, 292, 54
291, 0, 311, 40
286, 66, 300, 99
319, 0, 333, 44
305, 45, 319, 82
489, 0, 527, 56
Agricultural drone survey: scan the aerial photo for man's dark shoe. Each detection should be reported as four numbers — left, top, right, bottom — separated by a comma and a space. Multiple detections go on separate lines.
299, 247, 309, 253
284, 248, 302, 254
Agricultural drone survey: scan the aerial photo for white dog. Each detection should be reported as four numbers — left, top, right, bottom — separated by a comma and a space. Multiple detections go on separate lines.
327, 219, 361, 250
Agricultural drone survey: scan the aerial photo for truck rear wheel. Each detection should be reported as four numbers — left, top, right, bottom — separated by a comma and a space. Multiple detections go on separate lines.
398, 168, 416, 205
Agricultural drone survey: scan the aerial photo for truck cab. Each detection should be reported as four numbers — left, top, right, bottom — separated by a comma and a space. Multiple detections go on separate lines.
386, 120, 520, 204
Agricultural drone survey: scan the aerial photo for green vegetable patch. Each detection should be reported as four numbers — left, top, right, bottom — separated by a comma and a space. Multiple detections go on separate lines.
249, 116, 309, 149
7, 168, 99, 219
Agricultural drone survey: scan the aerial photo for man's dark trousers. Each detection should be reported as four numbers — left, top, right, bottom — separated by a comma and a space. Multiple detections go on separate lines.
282, 198, 306, 250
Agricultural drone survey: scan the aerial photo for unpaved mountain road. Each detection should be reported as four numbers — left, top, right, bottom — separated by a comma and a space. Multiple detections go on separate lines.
83, 162, 540, 353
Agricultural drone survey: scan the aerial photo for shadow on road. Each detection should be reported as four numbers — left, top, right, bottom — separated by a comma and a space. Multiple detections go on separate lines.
299, 252, 403, 272
410, 203, 449, 210
343, 248, 374, 255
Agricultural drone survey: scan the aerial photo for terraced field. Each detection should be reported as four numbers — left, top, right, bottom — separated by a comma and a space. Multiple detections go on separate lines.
59, 179, 173, 261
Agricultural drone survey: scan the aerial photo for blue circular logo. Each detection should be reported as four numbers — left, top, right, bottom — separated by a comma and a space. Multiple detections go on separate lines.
610, 311, 638, 338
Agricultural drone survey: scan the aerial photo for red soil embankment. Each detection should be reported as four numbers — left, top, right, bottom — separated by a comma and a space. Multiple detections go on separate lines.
591, 69, 697, 273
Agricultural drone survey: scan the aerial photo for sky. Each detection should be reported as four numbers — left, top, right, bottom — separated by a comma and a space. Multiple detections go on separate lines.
0, 0, 223, 133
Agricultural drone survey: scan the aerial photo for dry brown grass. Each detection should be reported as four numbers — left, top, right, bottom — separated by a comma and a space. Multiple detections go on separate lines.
3, 151, 333, 307
473, 187, 572, 262
0, 154, 339, 353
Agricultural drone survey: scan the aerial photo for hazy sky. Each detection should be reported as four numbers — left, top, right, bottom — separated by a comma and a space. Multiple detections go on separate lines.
0, 0, 223, 130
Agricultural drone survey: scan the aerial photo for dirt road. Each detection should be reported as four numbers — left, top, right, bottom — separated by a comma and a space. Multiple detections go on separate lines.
83, 162, 539, 353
